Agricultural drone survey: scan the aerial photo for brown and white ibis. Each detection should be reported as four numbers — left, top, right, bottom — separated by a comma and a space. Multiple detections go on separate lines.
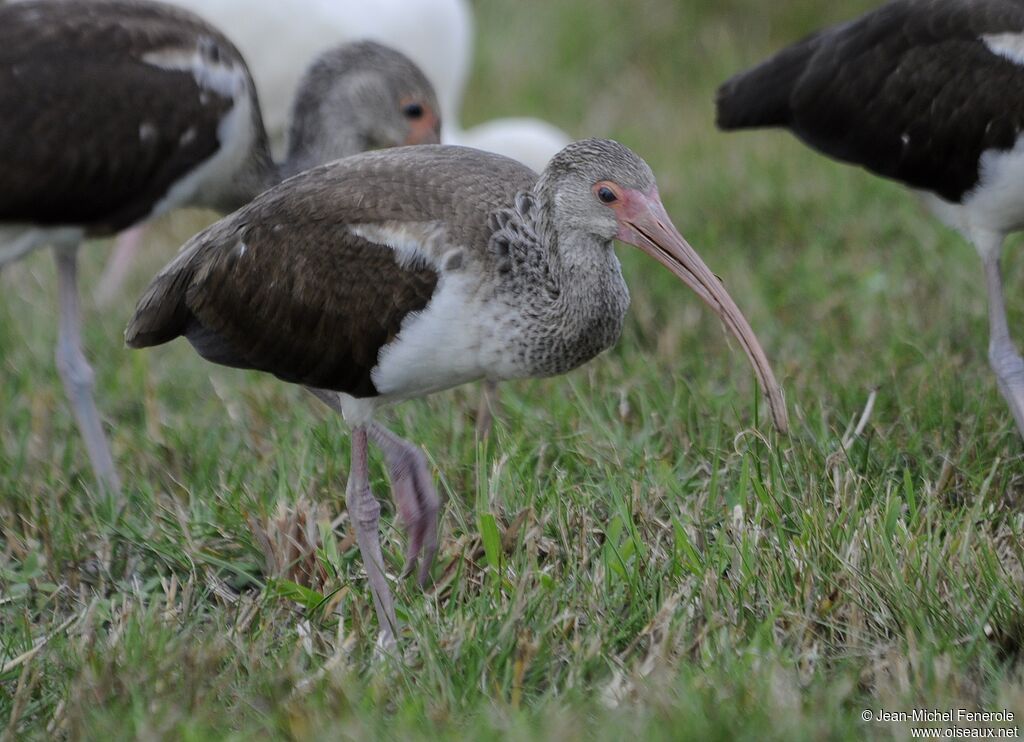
0, 0, 440, 496
126, 139, 789, 642
717, 0, 1024, 438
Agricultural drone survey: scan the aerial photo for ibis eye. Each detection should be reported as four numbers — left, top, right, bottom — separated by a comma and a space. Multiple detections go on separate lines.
403, 102, 425, 119
597, 186, 617, 204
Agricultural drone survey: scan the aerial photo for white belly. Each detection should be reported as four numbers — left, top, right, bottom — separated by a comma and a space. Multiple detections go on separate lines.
919, 133, 1024, 238
370, 274, 525, 400
966, 134, 1024, 233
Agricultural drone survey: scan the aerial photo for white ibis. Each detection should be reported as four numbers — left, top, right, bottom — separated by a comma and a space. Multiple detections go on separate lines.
126, 139, 789, 641
717, 0, 1024, 438
0, 0, 440, 496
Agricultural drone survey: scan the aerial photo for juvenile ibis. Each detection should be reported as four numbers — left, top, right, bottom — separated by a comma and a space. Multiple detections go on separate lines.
717, 0, 1024, 438
126, 139, 789, 641
0, 0, 440, 495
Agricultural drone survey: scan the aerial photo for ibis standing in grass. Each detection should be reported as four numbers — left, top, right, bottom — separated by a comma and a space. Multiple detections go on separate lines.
126, 138, 789, 642
0, 0, 440, 496
717, 0, 1024, 438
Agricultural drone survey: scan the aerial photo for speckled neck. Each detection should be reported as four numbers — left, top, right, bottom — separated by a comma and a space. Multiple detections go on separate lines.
488, 194, 630, 378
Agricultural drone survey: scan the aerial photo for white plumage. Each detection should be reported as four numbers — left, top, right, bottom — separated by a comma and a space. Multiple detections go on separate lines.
449, 118, 573, 173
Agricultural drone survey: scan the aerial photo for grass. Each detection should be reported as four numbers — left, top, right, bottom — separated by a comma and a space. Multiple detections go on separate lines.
3, 0, 1024, 738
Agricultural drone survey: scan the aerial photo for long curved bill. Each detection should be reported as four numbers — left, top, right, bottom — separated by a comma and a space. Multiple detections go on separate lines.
619, 191, 789, 433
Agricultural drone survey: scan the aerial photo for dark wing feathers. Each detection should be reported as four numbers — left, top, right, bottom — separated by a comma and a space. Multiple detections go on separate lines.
127, 145, 538, 397
0, 0, 248, 233
716, 0, 1024, 201
190, 222, 437, 396
715, 26, 830, 130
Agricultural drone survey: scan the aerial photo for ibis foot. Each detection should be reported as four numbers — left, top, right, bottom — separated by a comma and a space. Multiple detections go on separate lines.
368, 422, 440, 587
54, 247, 122, 498
347, 425, 399, 645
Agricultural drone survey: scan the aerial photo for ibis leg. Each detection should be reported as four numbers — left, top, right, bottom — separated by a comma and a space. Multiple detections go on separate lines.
368, 423, 440, 587
347, 425, 399, 643
94, 224, 146, 306
475, 380, 500, 438
979, 236, 1024, 438
54, 247, 122, 497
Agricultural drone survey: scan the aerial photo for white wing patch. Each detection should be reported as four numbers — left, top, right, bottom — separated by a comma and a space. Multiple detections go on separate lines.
348, 222, 449, 271
982, 32, 1024, 66
142, 38, 247, 98
142, 40, 257, 218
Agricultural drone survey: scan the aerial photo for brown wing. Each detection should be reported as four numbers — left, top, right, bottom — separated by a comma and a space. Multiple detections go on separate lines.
126, 144, 539, 397
0, 0, 255, 233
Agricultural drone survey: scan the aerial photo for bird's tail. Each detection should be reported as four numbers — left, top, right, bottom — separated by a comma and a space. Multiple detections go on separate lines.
715, 31, 823, 131
124, 238, 198, 349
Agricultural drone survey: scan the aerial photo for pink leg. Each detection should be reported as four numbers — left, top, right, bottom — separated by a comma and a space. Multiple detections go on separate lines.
979, 234, 1024, 437
93, 224, 146, 306
306, 388, 440, 590
347, 425, 399, 643
54, 247, 122, 498
368, 422, 440, 587
305, 389, 399, 641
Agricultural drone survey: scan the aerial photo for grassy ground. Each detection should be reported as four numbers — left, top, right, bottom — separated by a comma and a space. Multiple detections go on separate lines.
3, 0, 1024, 738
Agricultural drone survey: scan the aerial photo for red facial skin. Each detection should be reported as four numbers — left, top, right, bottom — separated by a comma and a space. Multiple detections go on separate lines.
403, 101, 441, 145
